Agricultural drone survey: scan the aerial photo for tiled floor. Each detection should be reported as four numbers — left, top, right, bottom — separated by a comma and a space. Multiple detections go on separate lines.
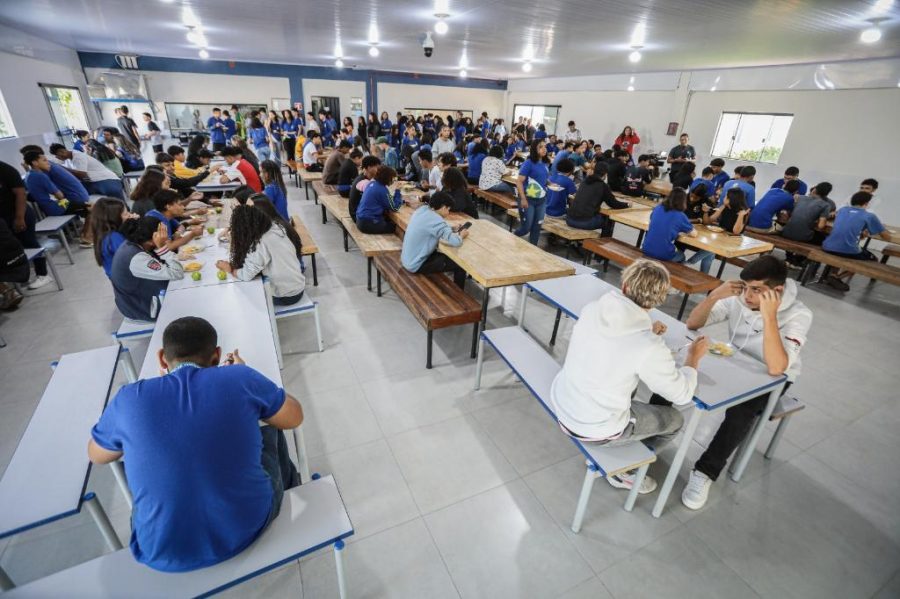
1, 183, 898, 598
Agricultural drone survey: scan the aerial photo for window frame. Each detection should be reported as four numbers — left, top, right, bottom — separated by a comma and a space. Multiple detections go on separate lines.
38, 83, 90, 144
710, 111, 794, 165
0, 88, 16, 140
512, 103, 562, 136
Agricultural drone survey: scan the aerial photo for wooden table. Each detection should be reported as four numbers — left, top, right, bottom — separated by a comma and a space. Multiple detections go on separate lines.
644, 179, 672, 197
501, 168, 519, 186
609, 209, 774, 277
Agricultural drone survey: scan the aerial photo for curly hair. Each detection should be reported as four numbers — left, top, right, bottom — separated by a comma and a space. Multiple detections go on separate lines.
228, 205, 273, 270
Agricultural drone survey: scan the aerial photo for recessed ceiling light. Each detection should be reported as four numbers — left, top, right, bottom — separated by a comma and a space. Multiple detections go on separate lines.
186, 29, 206, 46
334, 43, 343, 59
860, 27, 882, 43
522, 62, 532, 73
434, 19, 448, 35
523, 45, 535, 61
368, 23, 379, 44
335, 58, 344, 68
181, 7, 200, 27
459, 69, 467, 78
369, 46, 380, 57
630, 23, 646, 48
198, 49, 209, 59
627, 85, 634, 92
629, 50, 642, 63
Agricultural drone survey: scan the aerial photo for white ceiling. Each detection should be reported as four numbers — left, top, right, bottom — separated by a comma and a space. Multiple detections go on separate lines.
1, 0, 899, 80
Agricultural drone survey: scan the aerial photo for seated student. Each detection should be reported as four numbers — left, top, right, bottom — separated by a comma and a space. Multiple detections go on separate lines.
168, 145, 203, 178
545, 158, 578, 218
0, 159, 55, 290
91, 197, 134, 278
642, 188, 715, 273
156, 152, 208, 197
299, 132, 323, 173
606, 150, 631, 192
677, 256, 811, 509
337, 148, 363, 197
704, 187, 750, 235
373, 136, 397, 171
719, 165, 756, 208
550, 259, 707, 494
88, 316, 302, 572
770, 166, 807, 196
429, 152, 454, 193
821, 191, 891, 291
690, 166, 716, 199
145, 189, 204, 244
231, 137, 260, 174
411, 148, 433, 189
220, 147, 263, 192
478, 145, 513, 194
708, 158, 730, 191
400, 191, 469, 288
621, 154, 653, 197
22, 151, 93, 247
19, 145, 92, 209
349, 155, 381, 222
569, 141, 588, 170
130, 167, 168, 215
566, 161, 630, 235
216, 204, 306, 305
781, 182, 835, 250
672, 161, 696, 191
684, 184, 713, 223
466, 140, 488, 185
72, 130, 91, 154
185, 134, 209, 169
108, 216, 186, 321
858, 178, 880, 213
254, 159, 287, 220
48, 143, 125, 199
549, 142, 574, 175
355, 165, 403, 234
323, 140, 351, 184
441, 167, 478, 219
747, 179, 800, 233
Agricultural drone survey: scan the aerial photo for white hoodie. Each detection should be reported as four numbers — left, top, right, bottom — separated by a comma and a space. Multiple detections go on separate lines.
234, 224, 306, 298
550, 290, 698, 440
705, 278, 812, 382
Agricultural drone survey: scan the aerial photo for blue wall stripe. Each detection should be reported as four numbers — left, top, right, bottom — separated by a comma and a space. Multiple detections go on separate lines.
78, 52, 507, 114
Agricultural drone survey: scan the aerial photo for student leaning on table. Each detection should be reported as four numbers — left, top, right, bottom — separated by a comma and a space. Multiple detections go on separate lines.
550, 260, 709, 494
674, 256, 812, 510
401, 191, 469, 288
88, 316, 302, 572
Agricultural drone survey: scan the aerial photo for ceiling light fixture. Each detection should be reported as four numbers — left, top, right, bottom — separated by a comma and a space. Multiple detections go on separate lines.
523, 45, 535, 61
860, 26, 882, 43
186, 28, 207, 47
629, 50, 642, 63
334, 43, 343, 59
335, 58, 344, 68
459, 52, 468, 69
627, 85, 635, 91
522, 62, 532, 73
198, 49, 209, 59
369, 45, 380, 57
459, 69, 467, 78
368, 23, 379, 45
434, 19, 448, 35
630, 22, 646, 47
181, 6, 200, 27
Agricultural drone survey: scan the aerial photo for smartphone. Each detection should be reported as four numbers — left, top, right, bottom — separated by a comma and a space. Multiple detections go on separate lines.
457, 222, 473, 233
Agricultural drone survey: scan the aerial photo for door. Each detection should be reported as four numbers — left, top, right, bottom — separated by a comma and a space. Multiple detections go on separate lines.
39, 84, 90, 147
311, 96, 340, 125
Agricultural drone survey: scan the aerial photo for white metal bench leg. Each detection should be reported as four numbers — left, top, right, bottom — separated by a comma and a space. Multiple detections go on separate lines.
57, 231, 75, 265
765, 416, 791, 459
652, 406, 701, 518
473, 337, 486, 390
571, 463, 598, 533
0, 565, 14, 591
119, 347, 138, 382
263, 280, 285, 369
83, 492, 124, 551
292, 426, 311, 483
109, 461, 133, 509
517, 285, 528, 327
313, 304, 324, 352
730, 383, 785, 482
44, 251, 64, 290
624, 462, 649, 512
334, 539, 347, 599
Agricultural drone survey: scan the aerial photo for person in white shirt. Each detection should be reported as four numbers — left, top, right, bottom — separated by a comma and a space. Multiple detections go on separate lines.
431, 126, 456, 157
48, 144, 124, 199
216, 204, 306, 305
563, 121, 582, 143
550, 259, 709, 494
429, 152, 457, 193
302, 132, 323, 172
479, 144, 514, 194
494, 119, 507, 137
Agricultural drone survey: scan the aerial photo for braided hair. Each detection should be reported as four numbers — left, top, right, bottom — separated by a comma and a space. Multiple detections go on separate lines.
228, 204, 272, 269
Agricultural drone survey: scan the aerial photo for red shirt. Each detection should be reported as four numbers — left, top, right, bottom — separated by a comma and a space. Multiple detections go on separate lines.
235, 158, 262, 192
614, 132, 641, 154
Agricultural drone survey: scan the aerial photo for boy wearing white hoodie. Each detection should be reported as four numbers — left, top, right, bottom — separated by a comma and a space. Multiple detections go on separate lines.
680, 256, 812, 509
550, 260, 710, 495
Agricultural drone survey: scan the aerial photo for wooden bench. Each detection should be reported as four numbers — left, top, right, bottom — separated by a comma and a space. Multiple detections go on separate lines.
319, 193, 350, 225
801, 248, 900, 288
373, 251, 481, 369
286, 159, 298, 179
311, 180, 338, 205
340, 218, 403, 291
505, 211, 601, 257
291, 215, 320, 286
298, 168, 323, 202
582, 238, 720, 319
880, 244, 900, 265
473, 188, 517, 214
3, 475, 354, 598
744, 231, 818, 260
474, 326, 656, 530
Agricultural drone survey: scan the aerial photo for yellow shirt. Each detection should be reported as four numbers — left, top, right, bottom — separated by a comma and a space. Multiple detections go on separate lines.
174, 159, 200, 178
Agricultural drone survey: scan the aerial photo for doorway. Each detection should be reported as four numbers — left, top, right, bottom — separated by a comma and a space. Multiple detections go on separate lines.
39, 84, 90, 146
311, 96, 340, 124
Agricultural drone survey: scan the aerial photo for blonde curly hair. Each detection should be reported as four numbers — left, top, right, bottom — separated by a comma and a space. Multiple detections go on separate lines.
622, 259, 670, 309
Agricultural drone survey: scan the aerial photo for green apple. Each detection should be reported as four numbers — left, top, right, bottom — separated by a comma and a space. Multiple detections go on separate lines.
191, 271, 202, 281
217, 270, 227, 281
207, 226, 215, 234
215, 207, 222, 214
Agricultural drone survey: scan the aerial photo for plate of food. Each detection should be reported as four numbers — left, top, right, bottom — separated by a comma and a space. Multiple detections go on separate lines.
177, 245, 204, 260
218, 229, 231, 243
706, 225, 725, 233
183, 261, 204, 273
708, 342, 735, 357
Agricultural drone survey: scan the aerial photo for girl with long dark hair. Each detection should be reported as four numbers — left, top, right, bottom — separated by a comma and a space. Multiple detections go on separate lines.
441, 167, 479, 219
514, 139, 550, 245
130, 168, 169, 215
91, 197, 134, 277
259, 159, 289, 220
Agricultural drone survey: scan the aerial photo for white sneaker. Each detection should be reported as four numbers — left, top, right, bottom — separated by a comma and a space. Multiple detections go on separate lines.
27, 275, 53, 290
681, 470, 712, 510
607, 471, 658, 495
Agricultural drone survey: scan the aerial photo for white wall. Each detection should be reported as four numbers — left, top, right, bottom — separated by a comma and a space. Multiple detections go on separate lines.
0, 25, 97, 170
303, 78, 366, 123
377, 82, 505, 121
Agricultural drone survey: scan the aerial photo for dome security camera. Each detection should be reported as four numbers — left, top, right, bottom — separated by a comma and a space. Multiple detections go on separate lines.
423, 32, 435, 57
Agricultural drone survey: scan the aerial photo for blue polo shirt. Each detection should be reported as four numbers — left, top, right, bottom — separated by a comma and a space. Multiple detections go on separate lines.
719, 179, 756, 208
545, 173, 578, 217
689, 177, 715, 197
356, 180, 401, 222
25, 170, 65, 216
48, 163, 89, 203
534, 130, 548, 140
823, 206, 885, 255
100, 231, 126, 277
264, 182, 288, 220
467, 153, 486, 180
144, 209, 179, 238
748, 188, 795, 229
518, 159, 550, 197
711, 171, 730, 189
207, 116, 226, 144
91, 363, 285, 572
222, 118, 237, 140
771, 178, 808, 196
642, 204, 694, 261
504, 145, 518, 161
249, 127, 268, 150
455, 124, 466, 141
550, 150, 572, 175
283, 118, 300, 137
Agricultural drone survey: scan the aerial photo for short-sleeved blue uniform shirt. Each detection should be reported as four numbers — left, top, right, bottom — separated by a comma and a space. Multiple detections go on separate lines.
642, 204, 694, 261
823, 206, 885, 255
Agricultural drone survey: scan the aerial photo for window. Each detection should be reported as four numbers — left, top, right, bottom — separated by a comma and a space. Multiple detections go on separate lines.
513, 104, 561, 136
40, 84, 89, 142
711, 112, 794, 164
0, 88, 16, 139
164, 103, 266, 131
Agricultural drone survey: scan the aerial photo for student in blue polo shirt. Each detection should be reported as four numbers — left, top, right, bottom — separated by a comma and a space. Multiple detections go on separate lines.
719, 165, 756, 208
455, 121, 467, 144
207, 107, 227, 151
770, 166, 807, 196
545, 158, 578, 218
690, 167, 717, 198
514, 139, 551, 245
144, 189, 204, 241
90, 197, 132, 277
18, 144, 90, 205
88, 316, 302, 572
821, 191, 891, 291
466, 139, 488, 185
643, 188, 715, 273
356, 165, 403, 234
222, 110, 237, 142
550, 142, 574, 175
534, 124, 548, 141
22, 151, 93, 247
72, 130, 90, 153
747, 179, 800, 233
379, 111, 392, 135
708, 158, 729, 190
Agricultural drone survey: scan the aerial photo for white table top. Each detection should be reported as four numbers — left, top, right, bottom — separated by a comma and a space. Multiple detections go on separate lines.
34, 215, 76, 231
195, 181, 241, 192
0, 345, 121, 539
526, 274, 784, 410
4, 475, 353, 598
166, 231, 236, 291
139, 279, 282, 385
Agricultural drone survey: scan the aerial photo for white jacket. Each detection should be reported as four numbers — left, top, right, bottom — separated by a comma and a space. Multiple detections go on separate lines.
234, 224, 306, 298
550, 290, 697, 440
706, 279, 811, 382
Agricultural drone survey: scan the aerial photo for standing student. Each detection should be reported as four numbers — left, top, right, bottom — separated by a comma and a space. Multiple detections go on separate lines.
91, 197, 134, 277
142, 113, 163, 153
88, 316, 302, 572
563, 120, 582, 143
642, 188, 715, 273
220, 147, 263, 192
0, 160, 53, 289
338, 148, 363, 197
678, 256, 811, 509
348, 156, 381, 222
431, 126, 456, 157
259, 160, 288, 220
545, 158, 578, 218
355, 165, 403, 234
551, 260, 707, 494
231, 105, 244, 138
207, 108, 227, 152
117, 105, 142, 149
48, 144, 125, 199
781, 182, 835, 249
304, 112, 319, 135
323, 140, 351, 184
514, 139, 551, 245
366, 112, 381, 149
704, 186, 750, 235
479, 144, 514, 195
284, 108, 302, 160
301, 132, 324, 173
821, 191, 891, 291
400, 191, 469, 288
266, 110, 283, 163
379, 111, 392, 136
533, 123, 548, 141
770, 166, 807, 196
22, 152, 93, 247
466, 140, 487, 185
719, 165, 757, 208
614, 126, 640, 157
441, 167, 478, 219
565, 161, 630, 235
247, 118, 271, 162
221, 111, 238, 143
217, 205, 305, 305
747, 179, 800, 233
667, 133, 696, 183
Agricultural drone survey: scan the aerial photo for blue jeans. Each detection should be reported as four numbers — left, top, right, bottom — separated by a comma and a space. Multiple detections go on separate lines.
565, 214, 615, 237
255, 145, 272, 162
488, 182, 515, 194
87, 179, 125, 200
515, 197, 546, 245
673, 249, 715, 274
259, 426, 301, 527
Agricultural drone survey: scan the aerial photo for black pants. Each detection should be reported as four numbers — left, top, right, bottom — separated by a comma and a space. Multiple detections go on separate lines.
650, 381, 790, 481
272, 290, 304, 306
416, 251, 466, 288
152, 144, 163, 153
282, 138, 296, 163
259, 426, 301, 526
212, 142, 226, 152
304, 163, 323, 173
357, 218, 395, 235
3, 207, 46, 276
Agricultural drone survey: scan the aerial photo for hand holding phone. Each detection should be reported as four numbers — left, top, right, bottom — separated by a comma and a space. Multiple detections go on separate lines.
456, 221, 473, 233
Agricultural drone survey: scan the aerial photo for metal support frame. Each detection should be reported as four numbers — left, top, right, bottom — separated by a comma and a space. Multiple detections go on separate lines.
549, 308, 563, 346
83, 492, 124, 551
